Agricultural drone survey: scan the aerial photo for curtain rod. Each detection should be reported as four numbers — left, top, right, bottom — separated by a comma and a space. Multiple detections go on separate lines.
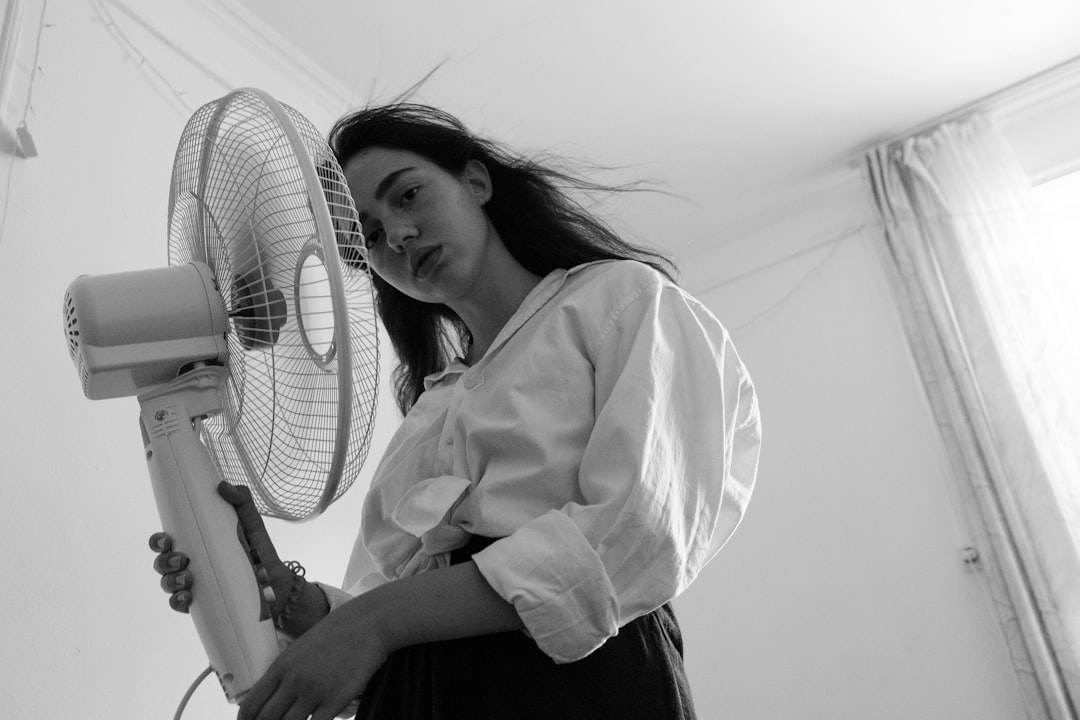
854, 53, 1080, 157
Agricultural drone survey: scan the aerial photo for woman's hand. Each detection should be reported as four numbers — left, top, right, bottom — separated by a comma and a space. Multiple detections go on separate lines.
237, 560, 524, 720
149, 531, 193, 613
238, 592, 391, 720
149, 482, 296, 620
216, 482, 296, 611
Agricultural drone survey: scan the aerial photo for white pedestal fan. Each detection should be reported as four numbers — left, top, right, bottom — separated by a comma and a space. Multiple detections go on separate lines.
62, 88, 379, 703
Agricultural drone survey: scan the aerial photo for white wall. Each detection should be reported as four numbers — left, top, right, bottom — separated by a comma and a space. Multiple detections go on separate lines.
0, 2, 1037, 719
668, 171, 1029, 718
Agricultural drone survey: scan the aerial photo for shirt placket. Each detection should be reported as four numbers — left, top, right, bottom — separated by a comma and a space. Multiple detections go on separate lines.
425, 268, 571, 489
435, 372, 469, 478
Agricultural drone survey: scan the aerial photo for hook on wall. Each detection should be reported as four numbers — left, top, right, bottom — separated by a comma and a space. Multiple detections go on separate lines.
15, 120, 36, 158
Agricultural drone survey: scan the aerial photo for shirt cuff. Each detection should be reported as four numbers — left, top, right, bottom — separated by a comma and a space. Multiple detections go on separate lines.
471, 510, 620, 664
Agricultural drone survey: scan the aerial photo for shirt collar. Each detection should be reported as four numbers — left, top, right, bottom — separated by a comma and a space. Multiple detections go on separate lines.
421, 261, 611, 390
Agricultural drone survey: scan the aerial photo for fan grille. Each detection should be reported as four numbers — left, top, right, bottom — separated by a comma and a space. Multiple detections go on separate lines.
168, 89, 378, 520
63, 290, 89, 395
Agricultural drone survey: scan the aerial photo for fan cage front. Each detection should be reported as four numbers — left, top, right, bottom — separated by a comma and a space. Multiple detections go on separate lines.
168, 89, 378, 521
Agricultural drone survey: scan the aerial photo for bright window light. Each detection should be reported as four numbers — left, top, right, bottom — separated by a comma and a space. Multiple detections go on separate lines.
1031, 169, 1080, 315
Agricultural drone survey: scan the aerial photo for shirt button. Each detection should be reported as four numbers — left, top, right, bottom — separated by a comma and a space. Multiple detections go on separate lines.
446, 436, 454, 445
463, 372, 483, 391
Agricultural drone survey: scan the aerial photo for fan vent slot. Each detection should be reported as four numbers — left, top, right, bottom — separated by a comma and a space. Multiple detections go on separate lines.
63, 291, 89, 393
63, 291, 80, 361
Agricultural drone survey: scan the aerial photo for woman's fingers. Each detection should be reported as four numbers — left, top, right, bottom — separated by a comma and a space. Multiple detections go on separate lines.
152, 551, 189, 575
168, 589, 192, 614
237, 671, 338, 720
159, 568, 192, 593
148, 532, 171, 553
236, 671, 280, 720
272, 696, 319, 720
149, 532, 193, 613
218, 482, 281, 567
216, 479, 250, 507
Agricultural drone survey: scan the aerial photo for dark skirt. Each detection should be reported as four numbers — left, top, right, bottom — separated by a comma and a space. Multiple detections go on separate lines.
355, 536, 698, 720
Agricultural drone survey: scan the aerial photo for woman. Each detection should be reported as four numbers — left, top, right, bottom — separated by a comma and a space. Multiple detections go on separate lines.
153, 103, 761, 720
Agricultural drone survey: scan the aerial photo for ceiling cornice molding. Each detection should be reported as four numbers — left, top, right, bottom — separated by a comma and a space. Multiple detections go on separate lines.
855, 54, 1080, 156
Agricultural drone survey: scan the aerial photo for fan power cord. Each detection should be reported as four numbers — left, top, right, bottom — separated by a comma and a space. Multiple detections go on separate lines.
174, 665, 214, 720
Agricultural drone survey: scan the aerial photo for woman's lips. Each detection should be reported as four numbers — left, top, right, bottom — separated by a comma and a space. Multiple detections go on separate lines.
413, 246, 441, 279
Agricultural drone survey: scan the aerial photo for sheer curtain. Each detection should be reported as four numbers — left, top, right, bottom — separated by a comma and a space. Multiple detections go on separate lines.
866, 114, 1080, 720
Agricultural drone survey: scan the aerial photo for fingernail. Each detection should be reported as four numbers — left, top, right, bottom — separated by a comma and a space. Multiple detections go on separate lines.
168, 555, 183, 568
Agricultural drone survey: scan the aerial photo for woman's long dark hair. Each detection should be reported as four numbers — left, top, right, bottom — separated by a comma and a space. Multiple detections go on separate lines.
328, 104, 677, 415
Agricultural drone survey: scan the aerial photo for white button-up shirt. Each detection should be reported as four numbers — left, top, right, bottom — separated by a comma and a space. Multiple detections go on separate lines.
323, 260, 761, 663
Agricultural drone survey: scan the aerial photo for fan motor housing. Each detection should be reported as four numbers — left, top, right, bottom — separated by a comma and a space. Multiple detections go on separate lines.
64, 261, 229, 399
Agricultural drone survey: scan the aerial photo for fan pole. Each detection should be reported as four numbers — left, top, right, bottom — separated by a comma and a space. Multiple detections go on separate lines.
138, 365, 280, 703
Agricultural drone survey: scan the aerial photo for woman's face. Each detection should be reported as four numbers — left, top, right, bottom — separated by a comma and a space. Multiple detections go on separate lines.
343, 147, 495, 306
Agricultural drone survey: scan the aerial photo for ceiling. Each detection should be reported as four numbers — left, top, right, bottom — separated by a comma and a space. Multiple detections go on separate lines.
234, 0, 1080, 255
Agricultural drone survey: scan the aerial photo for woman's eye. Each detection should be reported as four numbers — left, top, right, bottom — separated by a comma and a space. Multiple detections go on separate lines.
363, 228, 383, 250
399, 186, 420, 207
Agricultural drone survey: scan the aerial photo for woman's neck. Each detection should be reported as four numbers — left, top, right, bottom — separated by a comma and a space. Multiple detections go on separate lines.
452, 243, 542, 364
458, 267, 542, 364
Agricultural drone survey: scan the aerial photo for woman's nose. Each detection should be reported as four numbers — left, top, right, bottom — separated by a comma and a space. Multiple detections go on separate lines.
385, 223, 415, 254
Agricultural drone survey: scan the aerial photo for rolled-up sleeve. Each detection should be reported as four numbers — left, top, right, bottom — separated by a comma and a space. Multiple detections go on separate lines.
473, 277, 761, 663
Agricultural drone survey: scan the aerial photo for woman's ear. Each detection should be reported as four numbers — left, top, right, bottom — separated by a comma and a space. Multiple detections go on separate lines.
461, 159, 493, 205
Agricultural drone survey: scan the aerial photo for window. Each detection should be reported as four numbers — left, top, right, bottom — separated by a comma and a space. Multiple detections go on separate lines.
1031, 169, 1080, 317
